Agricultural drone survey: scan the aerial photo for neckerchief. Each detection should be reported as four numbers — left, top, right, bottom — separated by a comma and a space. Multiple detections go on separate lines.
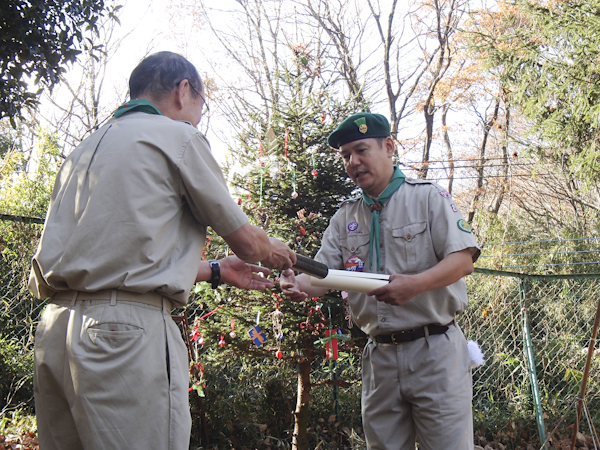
113, 99, 162, 118
362, 166, 406, 271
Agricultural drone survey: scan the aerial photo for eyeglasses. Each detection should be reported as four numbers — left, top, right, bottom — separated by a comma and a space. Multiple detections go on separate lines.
181, 79, 210, 117
189, 82, 210, 117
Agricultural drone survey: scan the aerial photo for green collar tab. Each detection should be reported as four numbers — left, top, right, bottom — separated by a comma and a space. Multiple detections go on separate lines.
113, 99, 163, 118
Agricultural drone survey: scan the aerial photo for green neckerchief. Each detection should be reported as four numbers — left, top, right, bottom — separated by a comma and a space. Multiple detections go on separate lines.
113, 99, 163, 118
362, 166, 406, 271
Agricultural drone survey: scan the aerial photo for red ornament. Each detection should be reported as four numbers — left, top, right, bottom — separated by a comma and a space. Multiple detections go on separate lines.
311, 169, 318, 177
276, 350, 283, 359
299, 227, 306, 236
218, 334, 226, 348
198, 335, 205, 346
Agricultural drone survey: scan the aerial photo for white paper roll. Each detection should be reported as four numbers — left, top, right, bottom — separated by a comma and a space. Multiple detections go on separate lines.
310, 269, 390, 293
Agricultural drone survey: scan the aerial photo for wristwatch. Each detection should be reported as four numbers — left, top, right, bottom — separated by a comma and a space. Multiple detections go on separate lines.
208, 260, 221, 289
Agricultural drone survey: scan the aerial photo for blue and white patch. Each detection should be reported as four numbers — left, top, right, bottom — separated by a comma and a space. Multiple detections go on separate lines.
345, 255, 365, 272
347, 221, 365, 235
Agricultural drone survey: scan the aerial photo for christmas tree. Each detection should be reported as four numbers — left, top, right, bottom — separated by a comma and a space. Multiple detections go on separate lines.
186, 43, 368, 449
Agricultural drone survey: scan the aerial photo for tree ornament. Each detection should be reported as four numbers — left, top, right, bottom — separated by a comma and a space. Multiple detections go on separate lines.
198, 334, 205, 346
291, 191, 298, 199
311, 168, 318, 177
276, 350, 283, 359
229, 318, 237, 339
218, 334, 226, 348
284, 129, 289, 158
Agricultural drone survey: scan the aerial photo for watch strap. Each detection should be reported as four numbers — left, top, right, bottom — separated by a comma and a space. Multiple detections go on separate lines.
208, 260, 221, 289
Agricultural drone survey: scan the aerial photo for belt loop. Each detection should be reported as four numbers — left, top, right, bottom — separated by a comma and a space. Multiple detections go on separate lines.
70, 291, 78, 306
162, 297, 170, 314
110, 289, 117, 306
424, 325, 430, 338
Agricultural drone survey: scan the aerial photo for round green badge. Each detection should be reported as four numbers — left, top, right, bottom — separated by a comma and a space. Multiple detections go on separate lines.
457, 219, 472, 233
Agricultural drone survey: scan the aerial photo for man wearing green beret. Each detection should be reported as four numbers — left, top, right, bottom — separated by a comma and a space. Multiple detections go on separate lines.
282, 112, 480, 450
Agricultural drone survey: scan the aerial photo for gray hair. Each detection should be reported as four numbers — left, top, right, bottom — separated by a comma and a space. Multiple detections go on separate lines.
129, 51, 203, 100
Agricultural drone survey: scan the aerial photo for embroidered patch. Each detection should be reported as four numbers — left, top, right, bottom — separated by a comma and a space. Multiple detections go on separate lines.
450, 203, 458, 213
457, 219, 472, 233
347, 222, 359, 232
345, 255, 365, 272
439, 190, 451, 199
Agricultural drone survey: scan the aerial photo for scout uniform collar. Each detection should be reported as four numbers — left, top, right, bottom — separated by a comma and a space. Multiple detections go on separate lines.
362, 166, 406, 272
113, 99, 163, 118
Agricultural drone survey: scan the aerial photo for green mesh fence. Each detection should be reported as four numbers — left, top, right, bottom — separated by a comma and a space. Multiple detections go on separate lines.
462, 270, 600, 443
1, 217, 599, 445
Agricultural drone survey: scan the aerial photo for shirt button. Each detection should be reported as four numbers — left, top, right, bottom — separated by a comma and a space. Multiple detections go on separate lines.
379, 243, 383, 248
406, 234, 412, 240
379, 267, 384, 271
381, 318, 386, 322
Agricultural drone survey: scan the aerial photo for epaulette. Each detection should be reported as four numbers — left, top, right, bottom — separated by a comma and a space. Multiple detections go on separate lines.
339, 193, 363, 207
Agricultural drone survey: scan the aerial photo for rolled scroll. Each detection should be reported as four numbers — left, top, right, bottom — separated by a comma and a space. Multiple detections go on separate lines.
310, 269, 390, 293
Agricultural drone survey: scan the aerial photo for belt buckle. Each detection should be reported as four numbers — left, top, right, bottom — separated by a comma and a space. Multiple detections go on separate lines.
391, 330, 406, 344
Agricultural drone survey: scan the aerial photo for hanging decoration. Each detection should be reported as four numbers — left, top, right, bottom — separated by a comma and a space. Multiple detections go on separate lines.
189, 361, 206, 397
218, 334, 226, 348
229, 318, 237, 339
284, 129, 289, 158
271, 298, 285, 359
291, 165, 298, 199
249, 311, 266, 346
300, 301, 326, 330
311, 154, 318, 177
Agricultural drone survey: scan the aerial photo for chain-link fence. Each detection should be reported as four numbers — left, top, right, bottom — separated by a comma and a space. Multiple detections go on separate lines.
462, 270, 600, 445
1, 216, 599, 447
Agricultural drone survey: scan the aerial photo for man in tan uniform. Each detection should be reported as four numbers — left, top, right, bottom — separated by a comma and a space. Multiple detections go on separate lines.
282, 113, 480, 450
30, 51, 296, 450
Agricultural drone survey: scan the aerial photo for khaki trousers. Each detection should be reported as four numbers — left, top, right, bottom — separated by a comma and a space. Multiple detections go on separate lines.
362, 324, 474, 450
34, 292, 191, 450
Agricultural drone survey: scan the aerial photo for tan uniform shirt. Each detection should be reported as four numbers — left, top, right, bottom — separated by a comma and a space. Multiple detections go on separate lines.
29, 112, 248, 306
315, 178, 480, 335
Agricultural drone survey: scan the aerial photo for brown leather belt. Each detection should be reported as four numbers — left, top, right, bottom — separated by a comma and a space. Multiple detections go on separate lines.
51, 289, 172, 310
373, 321, 454, 344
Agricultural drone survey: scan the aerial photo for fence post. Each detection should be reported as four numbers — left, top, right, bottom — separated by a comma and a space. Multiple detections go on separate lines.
520, 279, 547, 449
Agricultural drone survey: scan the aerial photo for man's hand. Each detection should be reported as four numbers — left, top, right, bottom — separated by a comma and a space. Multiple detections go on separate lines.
280, 269, 309, 302
367, 273, 418, 306
367, 249, 474, 306
260, 238, 296, 271
220, 256, 273, 290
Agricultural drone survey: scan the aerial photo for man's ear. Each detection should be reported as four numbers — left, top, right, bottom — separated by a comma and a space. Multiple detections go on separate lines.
174, 80, 188, 110
384, 136, 395, 157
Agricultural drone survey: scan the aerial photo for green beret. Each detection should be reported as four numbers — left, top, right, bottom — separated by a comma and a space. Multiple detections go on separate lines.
327, 112, 391, 148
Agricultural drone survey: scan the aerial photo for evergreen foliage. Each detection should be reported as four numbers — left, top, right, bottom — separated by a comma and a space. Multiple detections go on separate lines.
468, 0, 600, 188
185, 48, 369, 448
0, 0, 121, 125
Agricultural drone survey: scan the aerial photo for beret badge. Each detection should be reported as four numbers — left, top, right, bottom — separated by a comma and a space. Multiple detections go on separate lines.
354, 117, 368, 134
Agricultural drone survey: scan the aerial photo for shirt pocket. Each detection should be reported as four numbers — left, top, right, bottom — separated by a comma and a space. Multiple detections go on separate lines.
340, 235, 371, 269
392, 221, 429, 273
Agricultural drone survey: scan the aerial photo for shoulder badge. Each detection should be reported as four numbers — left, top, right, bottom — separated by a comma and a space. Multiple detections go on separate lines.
457, 219, 472, 233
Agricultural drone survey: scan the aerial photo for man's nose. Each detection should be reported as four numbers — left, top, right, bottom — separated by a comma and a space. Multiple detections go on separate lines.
348, 153, 360, 166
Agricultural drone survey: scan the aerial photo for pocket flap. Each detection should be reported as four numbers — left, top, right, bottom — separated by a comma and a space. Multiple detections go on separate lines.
392, 221, 427, 241
340, 235, 370, 253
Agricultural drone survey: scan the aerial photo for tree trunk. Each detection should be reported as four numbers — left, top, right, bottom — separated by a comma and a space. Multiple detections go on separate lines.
441, 104, 454, 194
491, 107, 510, 214
292, 355, 312, 450
467, 98, 500, 222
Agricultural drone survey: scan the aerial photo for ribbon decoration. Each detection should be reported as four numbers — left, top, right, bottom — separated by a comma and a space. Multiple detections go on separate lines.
284, 129, 289, 158
313, 330, 351, 361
